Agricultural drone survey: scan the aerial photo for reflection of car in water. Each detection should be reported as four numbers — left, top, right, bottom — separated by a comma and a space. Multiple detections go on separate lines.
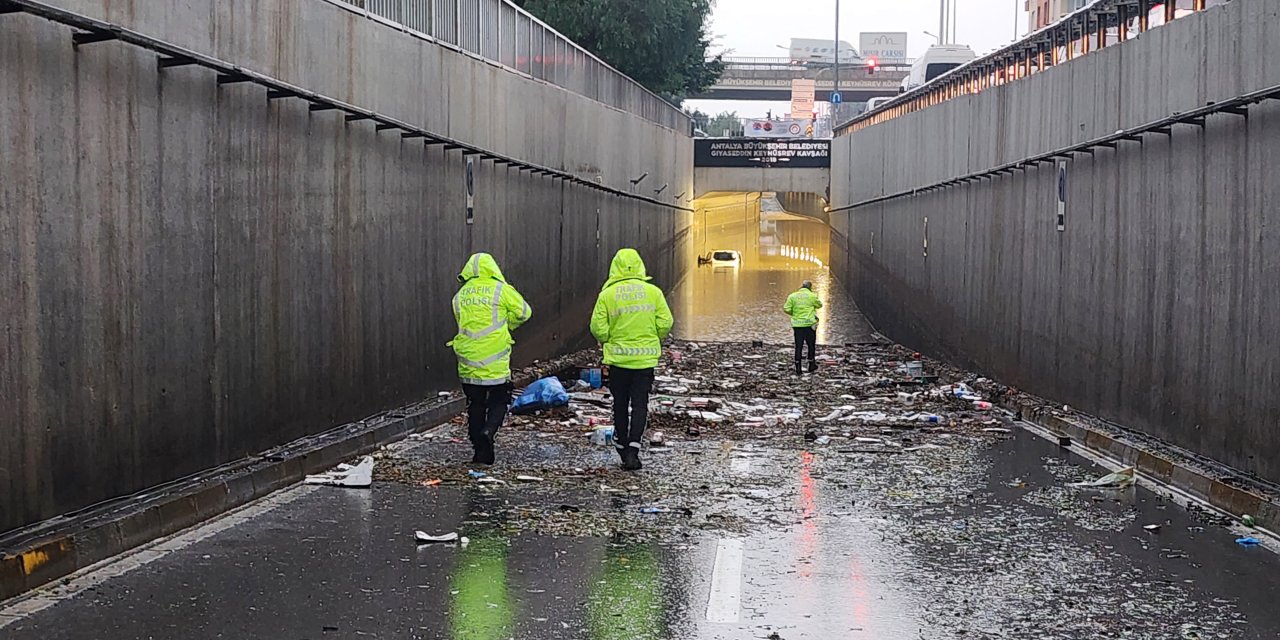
710, 250, 741, 268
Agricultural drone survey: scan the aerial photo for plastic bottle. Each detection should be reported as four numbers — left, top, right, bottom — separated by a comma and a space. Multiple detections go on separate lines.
972, 401, 993, 411
639, 507, 670, 514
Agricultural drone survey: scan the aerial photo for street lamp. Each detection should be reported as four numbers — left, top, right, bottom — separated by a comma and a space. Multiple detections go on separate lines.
923, 31, 941, 45
832, 0, 841, 120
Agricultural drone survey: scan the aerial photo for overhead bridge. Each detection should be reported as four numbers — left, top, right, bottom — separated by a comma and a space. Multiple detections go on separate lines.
688, 57, 909, 102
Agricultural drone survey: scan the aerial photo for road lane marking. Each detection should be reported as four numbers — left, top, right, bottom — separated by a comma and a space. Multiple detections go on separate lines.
0, 485, 318, 628
706, 538, 745, 623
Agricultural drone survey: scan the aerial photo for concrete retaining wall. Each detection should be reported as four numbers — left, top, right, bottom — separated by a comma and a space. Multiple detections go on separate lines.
831, 0, 1280, 484
0, 1, 692, 533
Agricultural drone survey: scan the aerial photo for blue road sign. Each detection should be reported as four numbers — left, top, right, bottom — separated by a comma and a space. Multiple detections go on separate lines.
831, 92, 843, 105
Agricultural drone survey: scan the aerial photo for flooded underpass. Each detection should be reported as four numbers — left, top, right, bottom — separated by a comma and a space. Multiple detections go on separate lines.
4, 196, 1280, 639
671, 192, 876, 345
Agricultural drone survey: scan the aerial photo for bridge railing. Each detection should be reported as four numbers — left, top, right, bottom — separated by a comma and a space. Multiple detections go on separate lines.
329, 0, 690, 131
837, 0, 1233, 135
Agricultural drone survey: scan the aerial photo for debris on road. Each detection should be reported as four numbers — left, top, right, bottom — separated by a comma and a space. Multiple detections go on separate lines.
357, 340, 1263, 638
511, 377, 571, 415
414, 531, 459, 544
304, 456, 374, 488
1070, 467, 1137, 489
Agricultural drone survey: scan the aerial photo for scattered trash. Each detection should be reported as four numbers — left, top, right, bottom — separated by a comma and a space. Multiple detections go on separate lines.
414, 531, 459, 544
1235, 537, 1262, 546
904, 443, 946, 452
1070, 467, 1136, 489
982, 427, 1012, 434
811, 436, 831, 446
437, 391, 451, 398
1143, 524, 1162, 533
421, 478, 442, 487
579, 367, 603, 389
639, 507, 671, 514
516, 475, 545, 482
467, 470, 488, 479
972, 401, 993, 411
1241, 514, 1257, 527
650, 431, 667, 447
588, 427, 615, 446
511, 377, 571, 415
304, 456, 374, 488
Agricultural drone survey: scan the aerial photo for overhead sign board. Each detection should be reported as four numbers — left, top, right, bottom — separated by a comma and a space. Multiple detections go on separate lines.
694, 139, 831, 169
859, 32, 908, 61
790, 79, 816, 117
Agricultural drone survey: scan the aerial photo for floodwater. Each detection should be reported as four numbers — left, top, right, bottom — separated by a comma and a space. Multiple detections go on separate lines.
670, 193, 876, 345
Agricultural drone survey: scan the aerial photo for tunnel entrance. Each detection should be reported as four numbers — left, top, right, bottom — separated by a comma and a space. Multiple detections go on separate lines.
670, 192, 875, 345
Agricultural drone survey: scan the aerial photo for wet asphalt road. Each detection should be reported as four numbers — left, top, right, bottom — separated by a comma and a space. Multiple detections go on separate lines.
5, 428, 1279, 640
3, 204, 1279, 639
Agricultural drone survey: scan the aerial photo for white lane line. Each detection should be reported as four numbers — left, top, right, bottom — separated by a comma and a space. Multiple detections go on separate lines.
0, 485, 318, 628
706, 538, 745, 623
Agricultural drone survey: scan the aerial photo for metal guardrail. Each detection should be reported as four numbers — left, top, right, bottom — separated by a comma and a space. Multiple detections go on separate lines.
721, 56, 914, 70
838, 0, 1232, 134
330, 0, 689, 131
0, 0, 693, 211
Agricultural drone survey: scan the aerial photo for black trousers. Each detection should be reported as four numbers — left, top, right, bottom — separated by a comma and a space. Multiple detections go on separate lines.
462, 383, 512, 448
793, 327, 817, 366
608, 367, 654, 448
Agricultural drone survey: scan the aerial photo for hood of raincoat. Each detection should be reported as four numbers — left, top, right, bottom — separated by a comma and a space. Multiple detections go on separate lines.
457, 253, 507, 283
604, 248, 651, 289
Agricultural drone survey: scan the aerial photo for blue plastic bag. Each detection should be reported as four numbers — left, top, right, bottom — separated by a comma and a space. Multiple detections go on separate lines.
511, 377, 570, 415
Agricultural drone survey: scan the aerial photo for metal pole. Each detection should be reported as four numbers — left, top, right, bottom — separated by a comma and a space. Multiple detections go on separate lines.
1013, 0, 1019, 41
942, 0, 952, 44
833, 0, 840, 120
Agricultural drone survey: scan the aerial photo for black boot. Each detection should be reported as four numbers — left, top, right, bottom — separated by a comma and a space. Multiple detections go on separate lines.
473, 437, 495, 466
808, 359, 818, 373
621, 446, 642, 471
794, 361, 803, 376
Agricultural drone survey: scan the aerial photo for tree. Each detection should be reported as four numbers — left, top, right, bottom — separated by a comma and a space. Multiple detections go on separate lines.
706, 111, 742, 137
513, 0, 724, 101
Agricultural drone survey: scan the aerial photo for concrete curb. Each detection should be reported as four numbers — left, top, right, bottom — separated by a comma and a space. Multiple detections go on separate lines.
0, 395, 466, 602
1005, 399, 1279, 534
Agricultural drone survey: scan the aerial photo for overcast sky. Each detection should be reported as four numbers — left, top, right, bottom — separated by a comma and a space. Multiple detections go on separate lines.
687, 0, 1027, 118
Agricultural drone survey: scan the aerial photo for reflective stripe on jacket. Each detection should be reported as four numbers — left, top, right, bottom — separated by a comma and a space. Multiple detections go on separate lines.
783, 288, 822, 328
590, 249, 673, 370
450, 253, 531, 385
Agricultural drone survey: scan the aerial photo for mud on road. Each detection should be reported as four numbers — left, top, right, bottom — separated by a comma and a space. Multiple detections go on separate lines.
369, 340, 1279, 639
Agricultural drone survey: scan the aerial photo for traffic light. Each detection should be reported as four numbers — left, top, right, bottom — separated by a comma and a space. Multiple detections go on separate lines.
867, 57, 878, 75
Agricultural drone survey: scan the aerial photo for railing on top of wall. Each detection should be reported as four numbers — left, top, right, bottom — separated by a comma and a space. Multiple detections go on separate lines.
836, 0, 1232, 135
331, 0, 690, 132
